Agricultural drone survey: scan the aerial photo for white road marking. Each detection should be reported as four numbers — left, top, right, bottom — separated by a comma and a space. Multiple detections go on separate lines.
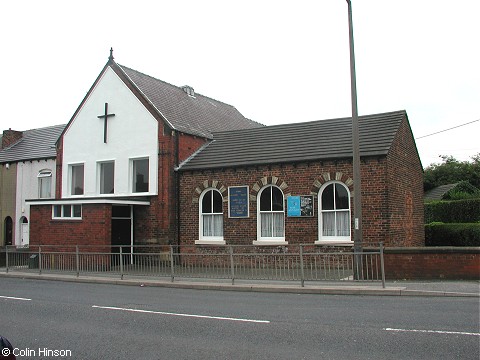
92, 305, 270, 324
0, 295, 32, 301
385, 327, 480, 336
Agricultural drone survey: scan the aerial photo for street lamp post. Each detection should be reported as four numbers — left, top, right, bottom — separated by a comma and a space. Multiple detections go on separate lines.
346, 0, 363, 276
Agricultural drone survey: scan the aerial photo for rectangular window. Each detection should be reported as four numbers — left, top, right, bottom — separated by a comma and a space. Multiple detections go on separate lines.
38, 170, 52, 198
71, 164, 84, 195
100, 161, 115, 194
132, 158, 149, 193
52, 205, 82, 219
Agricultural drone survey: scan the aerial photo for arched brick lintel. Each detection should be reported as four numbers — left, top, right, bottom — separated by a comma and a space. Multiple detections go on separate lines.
191, 179, 227, 204
310, 172, 354, 195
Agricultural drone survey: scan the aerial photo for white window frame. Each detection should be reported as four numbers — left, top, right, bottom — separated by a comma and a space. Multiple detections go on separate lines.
98, 160, 115, 195
196, 188, 225, 245
254, 185, 287, 245
70, 163, 85, 196
52, 204, 82, 220
37, 169, 52, 199
316, 181, 352, 244
131, 157, 149, 194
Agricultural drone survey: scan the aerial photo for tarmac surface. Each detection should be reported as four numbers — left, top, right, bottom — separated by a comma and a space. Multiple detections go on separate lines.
1, 269, 478, 297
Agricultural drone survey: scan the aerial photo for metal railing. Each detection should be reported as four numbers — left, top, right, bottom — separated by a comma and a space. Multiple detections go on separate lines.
1, 243, 385, 288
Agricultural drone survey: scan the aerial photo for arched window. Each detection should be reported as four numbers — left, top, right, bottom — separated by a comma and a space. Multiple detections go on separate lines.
257, 185, 285, 241
318, 182, 351, 242
20, 217, 29, 246
198, 188, 224, 243
38, 169, 52, 198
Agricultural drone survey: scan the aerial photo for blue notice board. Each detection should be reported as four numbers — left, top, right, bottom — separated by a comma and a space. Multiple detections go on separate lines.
287, 195, 314, 217
287, 196, 301, 216
228, 186, 249, 218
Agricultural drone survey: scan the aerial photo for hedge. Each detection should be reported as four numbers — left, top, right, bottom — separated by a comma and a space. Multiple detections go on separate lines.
425, 223, 480, 247
424, 198, 480, 223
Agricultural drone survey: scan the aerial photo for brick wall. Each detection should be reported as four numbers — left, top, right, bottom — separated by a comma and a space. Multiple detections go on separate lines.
29, 204, 111, 250
386, 118, 425, 246
134, 130, 208, 245
383, 247, 480, 280
179, 155, 423, 247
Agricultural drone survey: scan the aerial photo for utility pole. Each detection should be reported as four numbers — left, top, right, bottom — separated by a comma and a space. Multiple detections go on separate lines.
346, 0, 363, 276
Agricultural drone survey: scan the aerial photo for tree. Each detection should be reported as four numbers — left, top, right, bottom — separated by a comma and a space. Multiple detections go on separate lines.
423, 153, 480, 191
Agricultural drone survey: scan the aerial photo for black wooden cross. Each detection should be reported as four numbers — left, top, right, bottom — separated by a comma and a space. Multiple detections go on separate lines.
97, 103, 115, 143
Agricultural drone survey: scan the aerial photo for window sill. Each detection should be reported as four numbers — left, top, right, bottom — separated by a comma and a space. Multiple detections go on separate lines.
195, 239, 226, 245
253, 240, 288, 246
315, 240, 353, 246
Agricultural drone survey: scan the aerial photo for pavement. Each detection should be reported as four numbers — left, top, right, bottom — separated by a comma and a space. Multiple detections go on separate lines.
1, 269, 478, 297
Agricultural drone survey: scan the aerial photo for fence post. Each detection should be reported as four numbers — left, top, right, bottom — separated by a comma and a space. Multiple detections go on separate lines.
5, 246, 9, 273
119, 246, 124, 280
76, 245, 80, 277
229, 246, 235, 285
39, 246, 42, 275
170, 246, 175, 282
379, 242, 385, 288
299, 245, 305, 287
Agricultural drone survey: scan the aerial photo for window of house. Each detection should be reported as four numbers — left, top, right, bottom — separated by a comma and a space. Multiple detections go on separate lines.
52, 204, 82, 219
257, 185, 285, 241
198, 189, 224, 242
132, 158, 149, 193
100, 161, 115, 194
70, 164, 84, 195
38, 170, 52, 198
318, 182, 351, 242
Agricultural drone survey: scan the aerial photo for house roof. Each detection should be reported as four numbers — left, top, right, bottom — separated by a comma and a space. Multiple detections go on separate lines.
0, 124, 65, 163
117, 64, 263, 139
424, 183, 459, 201
178, 110, 408, 171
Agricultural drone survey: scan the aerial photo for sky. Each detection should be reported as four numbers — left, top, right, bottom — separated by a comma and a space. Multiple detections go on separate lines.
1, 0, 478, 168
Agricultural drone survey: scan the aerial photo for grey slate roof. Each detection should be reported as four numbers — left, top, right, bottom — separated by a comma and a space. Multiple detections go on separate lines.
119, 65, 263, 138
178, 110, 408, 171
0, 124, 65, 163
424, 183, 459, 201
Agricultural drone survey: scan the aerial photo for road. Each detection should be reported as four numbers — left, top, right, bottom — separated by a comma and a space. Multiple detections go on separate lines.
0, 278, 478, 359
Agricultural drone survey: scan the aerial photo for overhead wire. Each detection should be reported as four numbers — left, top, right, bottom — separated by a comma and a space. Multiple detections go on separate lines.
416, 118, 480, 139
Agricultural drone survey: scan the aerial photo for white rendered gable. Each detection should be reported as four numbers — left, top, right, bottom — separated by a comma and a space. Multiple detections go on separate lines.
62, 67, 158, 198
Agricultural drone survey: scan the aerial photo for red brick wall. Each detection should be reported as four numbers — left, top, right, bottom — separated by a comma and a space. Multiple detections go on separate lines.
134, 130, 208, 245
384, 247, 480, 280
179, 156, 423, 247
30, 204, 111, 250
386, 118, 425, 246
178, 133, 208, 163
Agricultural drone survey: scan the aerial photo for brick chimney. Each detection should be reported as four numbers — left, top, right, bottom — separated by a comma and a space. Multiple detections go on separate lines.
2, 128, 23, 149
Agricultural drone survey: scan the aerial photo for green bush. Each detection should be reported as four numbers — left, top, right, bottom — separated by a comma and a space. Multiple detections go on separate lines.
425, 223, 480, 246
443, 181, 480, 200
424, 198, 480, 223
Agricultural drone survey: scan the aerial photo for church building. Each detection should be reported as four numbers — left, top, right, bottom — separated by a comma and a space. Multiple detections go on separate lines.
177, 110, 424, 248
26, 50, 424, 253
27, 50, 262, 251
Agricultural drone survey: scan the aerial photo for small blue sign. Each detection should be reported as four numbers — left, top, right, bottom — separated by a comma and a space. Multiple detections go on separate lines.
287, 196, 301, 217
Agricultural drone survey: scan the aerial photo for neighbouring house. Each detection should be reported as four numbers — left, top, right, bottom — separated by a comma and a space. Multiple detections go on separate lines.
27, 50, 263, 252
0, 125, 65, 247
178, 110, 425, 248
424, 183, 459, 202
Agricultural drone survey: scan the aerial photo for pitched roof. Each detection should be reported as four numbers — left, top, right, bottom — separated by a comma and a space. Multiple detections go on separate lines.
0, 124, 65, 163
424, 183, 459, 201
118, 64, 263, 138
178, 110, 408, 171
